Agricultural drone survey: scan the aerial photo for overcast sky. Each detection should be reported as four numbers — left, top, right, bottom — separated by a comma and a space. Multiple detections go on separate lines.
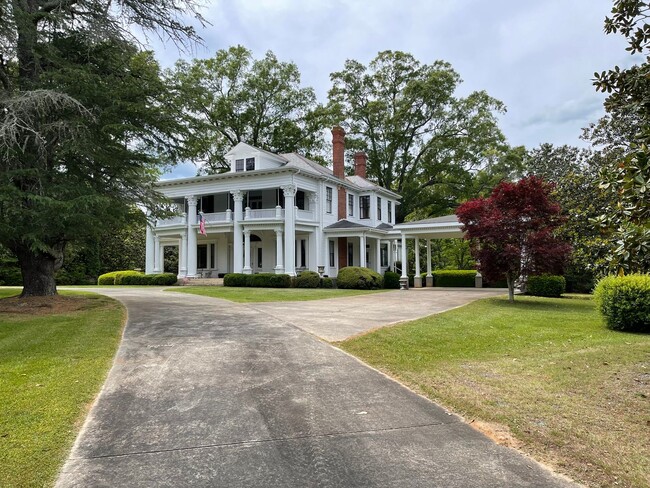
150, 0, 636, 178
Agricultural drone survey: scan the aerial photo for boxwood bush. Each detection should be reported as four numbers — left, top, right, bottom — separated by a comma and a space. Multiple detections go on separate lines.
321, 277, 334, 289
295, 270, 320, 288
527, 274, 566, 297
383, 271, 401, 289
433, 270, 476, 287
224, 272, 291, 288
594, 274, 650, 332
337, 266, 383, 290
98, 271, 177, 286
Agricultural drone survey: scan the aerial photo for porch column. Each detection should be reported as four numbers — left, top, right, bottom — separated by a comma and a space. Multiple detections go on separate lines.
282, 185, 297, 276
231, 190, 244, 273
426, 239, 433, 287
153, 235, 161, 273
180, 231, 188, 277
274, 228, 284, 273
414, 237, 422, 287
400, 233, 408, 289
388, 239, 395, 271
146, 223, 155, 274
309, 193, 321, 271
186, 196, 198, 278
375, 238, 381, 273
243, 229, 252, 274
359, 234, 366, 268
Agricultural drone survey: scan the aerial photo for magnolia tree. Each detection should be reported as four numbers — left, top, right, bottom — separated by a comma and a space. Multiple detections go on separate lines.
456, 176, 571, 302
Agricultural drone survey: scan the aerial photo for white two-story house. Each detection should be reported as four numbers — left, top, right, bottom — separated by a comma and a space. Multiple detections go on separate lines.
145, 127, 403, 278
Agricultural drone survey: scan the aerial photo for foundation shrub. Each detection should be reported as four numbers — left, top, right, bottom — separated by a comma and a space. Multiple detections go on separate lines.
97, 271, 122, 285
383, 271, 401, 289
295, 270, 320, 288
594, 274, 650, 332
527, 274, 566, 297
337, 266, 383, 290
113, 271, 145, 285
223, 273, 248, 287
249, 273, 291, 288
433, 270, 476, 287
320, 277, 334, 288
147, 273, 178, 286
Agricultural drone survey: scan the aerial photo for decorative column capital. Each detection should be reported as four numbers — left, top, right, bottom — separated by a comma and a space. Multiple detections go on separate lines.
153, 235, 160, 243
281, 184, 297, 198
243, 229, 251, 237
231, 190, 245, 202
180, 230, 188, 239
186, 195, 198, 206
274, 228, 283, 236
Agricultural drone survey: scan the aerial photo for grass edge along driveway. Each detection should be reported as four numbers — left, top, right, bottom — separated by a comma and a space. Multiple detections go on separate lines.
339, 295, 650, 488
167, 286, 388, 302
0, 289, 125, 488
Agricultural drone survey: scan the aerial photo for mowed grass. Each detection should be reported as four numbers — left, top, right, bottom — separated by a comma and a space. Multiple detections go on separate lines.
0, 289, 125, 488
168, 286, 388, 302
339, 295, 650, 488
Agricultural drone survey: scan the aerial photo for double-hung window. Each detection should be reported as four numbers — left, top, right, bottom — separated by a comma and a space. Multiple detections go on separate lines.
377, 196, 382, 221
235, 159, 244, 172
326, 187, 333, 214
245, 157, 255, 171
359, 196, 370, 219
348, 194, 354, 216
388, 201, 392, 223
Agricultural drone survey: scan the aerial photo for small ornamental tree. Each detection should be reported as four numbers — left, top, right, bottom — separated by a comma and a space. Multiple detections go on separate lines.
456, 176, 571, 302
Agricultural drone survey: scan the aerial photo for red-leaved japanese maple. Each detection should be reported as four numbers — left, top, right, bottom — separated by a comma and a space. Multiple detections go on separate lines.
456, 176, 571, 302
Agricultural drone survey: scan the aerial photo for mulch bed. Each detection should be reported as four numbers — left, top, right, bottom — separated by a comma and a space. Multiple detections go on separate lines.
0, 295, 90, 315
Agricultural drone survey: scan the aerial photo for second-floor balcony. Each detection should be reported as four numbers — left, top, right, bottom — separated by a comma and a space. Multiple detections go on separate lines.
156, 206, 315, 228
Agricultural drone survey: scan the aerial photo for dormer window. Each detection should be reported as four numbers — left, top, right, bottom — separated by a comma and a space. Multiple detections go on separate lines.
235, 157, 256, 172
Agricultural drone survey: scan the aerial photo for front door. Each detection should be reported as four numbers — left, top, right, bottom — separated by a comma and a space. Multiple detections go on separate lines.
251, 243, 263, 271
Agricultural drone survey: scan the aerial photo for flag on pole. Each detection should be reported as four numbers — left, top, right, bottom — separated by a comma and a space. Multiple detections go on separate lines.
199, 212, 207, 236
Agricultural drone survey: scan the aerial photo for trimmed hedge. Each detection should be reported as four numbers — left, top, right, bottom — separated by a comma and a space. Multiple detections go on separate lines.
98, 271, 177, 286
594, 274, 650, 332
433, 270, 476, 287
223, 272, 291, 288
321, 277, 334, 289
337, 266, 383, 290
295, 270, 321, 288
527, 274, 566, 297
383, 271, 401, 289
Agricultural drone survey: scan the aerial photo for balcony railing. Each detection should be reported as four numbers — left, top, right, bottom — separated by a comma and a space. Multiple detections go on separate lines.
203, 211, 232, 223
296, 209, 314, 221
157, 215, 186, 227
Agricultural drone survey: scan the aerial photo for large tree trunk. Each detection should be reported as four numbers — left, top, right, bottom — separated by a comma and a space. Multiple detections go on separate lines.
15, 245, 58, 297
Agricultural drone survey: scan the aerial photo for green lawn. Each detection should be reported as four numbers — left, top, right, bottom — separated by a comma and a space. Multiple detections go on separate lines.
0, 289, 125, 488
168, 286, 388, 302
339, 295, 650, 488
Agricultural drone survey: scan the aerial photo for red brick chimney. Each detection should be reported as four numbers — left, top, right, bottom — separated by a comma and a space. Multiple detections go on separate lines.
353, 152, 367, 179
332, 126, 345, 179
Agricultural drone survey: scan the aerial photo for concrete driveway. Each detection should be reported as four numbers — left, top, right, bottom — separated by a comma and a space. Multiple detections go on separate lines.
56, 288, 575, 487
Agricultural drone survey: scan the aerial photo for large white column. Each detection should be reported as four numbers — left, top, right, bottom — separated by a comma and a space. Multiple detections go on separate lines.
399, 234, 408, 289
375, 238, 382, 273
359, 234, 366, 268
426, 239, 433, 287
186, 196, 198, 278
414, 237, 422, 287
243, 229, 252, 274
153, 235, 161, 273
231, 190, 244, 273
282, 185, 297, 276
145, 222, 155, 274
274, 228, 284, 273
388, 239, 395, 271
308, 193, 321, 272
180, 231, 188, 277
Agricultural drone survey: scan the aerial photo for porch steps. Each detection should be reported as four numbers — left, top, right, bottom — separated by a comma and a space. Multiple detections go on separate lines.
180, 278, 223, 286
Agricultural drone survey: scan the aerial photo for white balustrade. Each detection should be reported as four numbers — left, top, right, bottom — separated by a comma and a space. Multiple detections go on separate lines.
245, 208, 284, 220
156, 215, 186, 227
202, 212, 230, 223
296, 209, 314, 221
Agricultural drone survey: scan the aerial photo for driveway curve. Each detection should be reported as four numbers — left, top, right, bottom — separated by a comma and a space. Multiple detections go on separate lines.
56, 288, 575, 487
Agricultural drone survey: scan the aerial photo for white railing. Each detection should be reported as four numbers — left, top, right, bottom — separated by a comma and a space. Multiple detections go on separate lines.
296, 209, 315, 221
245, 207, 285, 220
203, 211, 231, 223
157, 215, 186, 227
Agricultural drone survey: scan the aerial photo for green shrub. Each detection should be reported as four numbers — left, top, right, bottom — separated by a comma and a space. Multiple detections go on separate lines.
337, 266, 383, 290
594, 274, 650, 332
527, 274, 566, 297
147, 273, 178, 286
114, 270, 145, 285
433, 270, 476, 287
224, 272, 291, 288
224, 273, 248, 287
97, 271, 121, 285
0, 259, 22, 286
321, 277, 334, 289
383, 271, 401, 289
295, 270, 320, 288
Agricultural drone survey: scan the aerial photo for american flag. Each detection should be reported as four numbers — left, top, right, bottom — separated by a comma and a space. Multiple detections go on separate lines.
199, 212, 207, 236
